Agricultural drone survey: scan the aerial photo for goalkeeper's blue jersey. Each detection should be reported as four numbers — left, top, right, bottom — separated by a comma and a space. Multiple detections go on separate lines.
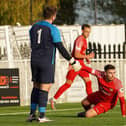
29, 21, 61, 65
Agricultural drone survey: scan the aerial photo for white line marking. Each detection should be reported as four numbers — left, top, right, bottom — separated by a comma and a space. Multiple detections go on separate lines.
0, 105, 121, 116
0, 108, 82, 116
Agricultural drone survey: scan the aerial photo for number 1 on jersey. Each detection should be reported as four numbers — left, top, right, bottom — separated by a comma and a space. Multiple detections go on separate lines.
37, 29, 42, 44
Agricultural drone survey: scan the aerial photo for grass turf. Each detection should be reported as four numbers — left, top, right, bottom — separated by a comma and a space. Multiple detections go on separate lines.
0, 103, 125, 126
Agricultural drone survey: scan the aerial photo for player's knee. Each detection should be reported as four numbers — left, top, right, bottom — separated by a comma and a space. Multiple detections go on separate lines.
81, 99, 90, 106
81, 100, 85, 106
66, 80, 73, 85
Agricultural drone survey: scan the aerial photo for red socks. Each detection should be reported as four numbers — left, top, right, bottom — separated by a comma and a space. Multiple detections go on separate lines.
85, 81, 92, 95
54, 83, 71, 99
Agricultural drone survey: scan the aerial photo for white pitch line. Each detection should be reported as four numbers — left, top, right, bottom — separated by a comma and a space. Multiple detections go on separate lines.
0, 105, 121, 116
0, 108, 82, 116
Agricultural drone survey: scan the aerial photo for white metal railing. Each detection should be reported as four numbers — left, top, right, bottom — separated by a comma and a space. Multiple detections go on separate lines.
0, 25, 126, 106
0, 59, 126, 106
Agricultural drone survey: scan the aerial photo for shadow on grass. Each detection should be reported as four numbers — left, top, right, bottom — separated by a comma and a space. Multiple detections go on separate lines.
52, 114, 79, 118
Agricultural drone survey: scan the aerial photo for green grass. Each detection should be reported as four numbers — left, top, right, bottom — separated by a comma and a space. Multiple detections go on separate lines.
0, 103, 125, 126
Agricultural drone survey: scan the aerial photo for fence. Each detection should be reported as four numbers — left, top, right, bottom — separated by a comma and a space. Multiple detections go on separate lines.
0, 25, 126, 106
86, 42, 126, 59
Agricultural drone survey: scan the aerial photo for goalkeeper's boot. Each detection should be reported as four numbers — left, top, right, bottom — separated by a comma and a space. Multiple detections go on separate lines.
77, 111, 86, 117
38, 117, 53, 123
49, 98, 56, 110
26, 114, 36, 122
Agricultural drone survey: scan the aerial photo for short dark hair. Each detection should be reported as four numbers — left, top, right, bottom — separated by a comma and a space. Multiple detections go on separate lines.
43, 6, 57, 19
81, 24, 91, 30
104, 64, 115, 71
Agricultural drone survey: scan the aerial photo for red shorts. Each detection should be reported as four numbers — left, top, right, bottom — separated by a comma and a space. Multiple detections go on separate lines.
66, 62, 89, 81
87, 91, 111, 115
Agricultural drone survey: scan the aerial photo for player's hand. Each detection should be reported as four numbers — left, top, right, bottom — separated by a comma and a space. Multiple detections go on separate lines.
69, 57, 81, 72
85, 52, 94, 64
88, 52, 95, 59
86, 58, 90, 64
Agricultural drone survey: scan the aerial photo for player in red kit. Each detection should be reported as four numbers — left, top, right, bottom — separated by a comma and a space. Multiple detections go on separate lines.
77, 64, 126, 118
50, 24, 95, 109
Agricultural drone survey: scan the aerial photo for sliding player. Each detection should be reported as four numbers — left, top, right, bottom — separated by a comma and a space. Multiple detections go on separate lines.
77, 64, 126, 118
50, 24, 94, 109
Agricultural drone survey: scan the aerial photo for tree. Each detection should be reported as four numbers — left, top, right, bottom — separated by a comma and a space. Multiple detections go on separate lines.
0, 0, 30, 25
100, 0, 126, 23
75, 0, 126, 24
0, 0, 78, 25
55, 0, 78, 25
0, 0, 51, 25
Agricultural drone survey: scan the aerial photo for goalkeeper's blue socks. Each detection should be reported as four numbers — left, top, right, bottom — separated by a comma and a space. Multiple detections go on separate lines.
30, 87, 39, 115
38, 90, 48, 118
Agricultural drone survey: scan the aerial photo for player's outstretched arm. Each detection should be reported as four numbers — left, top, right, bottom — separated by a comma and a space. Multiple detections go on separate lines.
55, 42, 71, 60
55, 42, 81, 71
118, 88, 126, 117
82, 65, 99, 76
119, 97, 126, 117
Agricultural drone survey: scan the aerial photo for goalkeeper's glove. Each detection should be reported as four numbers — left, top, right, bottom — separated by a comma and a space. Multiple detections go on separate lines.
69, 57, 81, 72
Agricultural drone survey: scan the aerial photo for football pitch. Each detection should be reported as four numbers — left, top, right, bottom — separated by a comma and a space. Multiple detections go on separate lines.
0, 103, 125, 126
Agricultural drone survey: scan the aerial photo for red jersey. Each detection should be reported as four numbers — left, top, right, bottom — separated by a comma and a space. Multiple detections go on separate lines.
94, 70, 123, 107
72, 35, 87, 64
83, 65, 126, 116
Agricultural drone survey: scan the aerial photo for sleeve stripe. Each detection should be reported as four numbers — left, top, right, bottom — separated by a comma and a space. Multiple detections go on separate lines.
92, 69, 95, 74
120, 88, 124, 93
75, 47, 81, 51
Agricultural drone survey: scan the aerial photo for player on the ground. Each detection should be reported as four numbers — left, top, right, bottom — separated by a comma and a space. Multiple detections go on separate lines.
27, 6, 81, 123
50, 24, 94, 109
77, 64, 126, 118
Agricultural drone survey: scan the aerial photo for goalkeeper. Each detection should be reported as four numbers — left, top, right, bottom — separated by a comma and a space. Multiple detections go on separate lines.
27, 6, 81, 123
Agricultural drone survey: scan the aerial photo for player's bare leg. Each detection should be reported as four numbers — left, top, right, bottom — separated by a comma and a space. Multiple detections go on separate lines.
40, 84, 52, 92
81, 98, 91, 110
82, 77, 92, 95
78, 98, 98, 118
85, 108, 98, 118
27, 83, 40, 122
77, 98, 91, 117
50, 79, 73, 110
